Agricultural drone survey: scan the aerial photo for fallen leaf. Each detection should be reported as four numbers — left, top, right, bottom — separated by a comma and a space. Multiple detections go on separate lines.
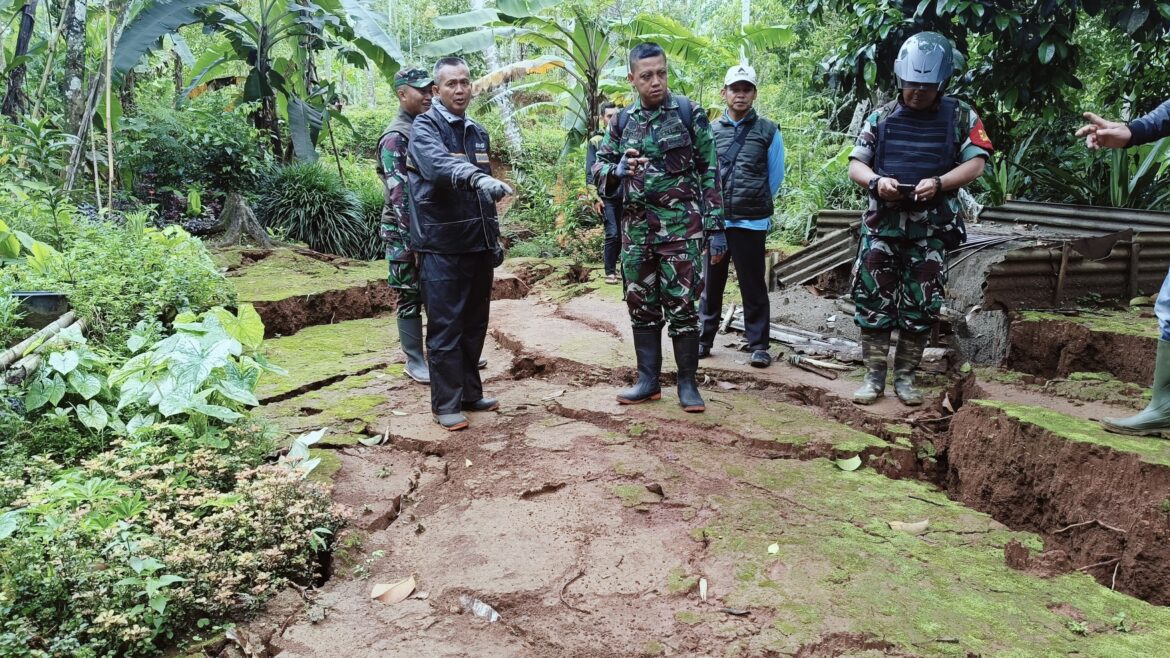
459, 594, 501, 622
464, 458, 473, 468
358, 435, 382, 447
390, 410, 407, 416
371, 575, 416, 604
767, 543, 779, 555
540, 389, 566, 401
699, 577, 708, 602
834, 455, 862, 472
889, 520, 930, 535
942, 393, 955, 413
716, 381, 741, 390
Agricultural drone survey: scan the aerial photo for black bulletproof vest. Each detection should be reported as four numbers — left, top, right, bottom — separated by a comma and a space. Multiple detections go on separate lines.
874, 97, 959, 210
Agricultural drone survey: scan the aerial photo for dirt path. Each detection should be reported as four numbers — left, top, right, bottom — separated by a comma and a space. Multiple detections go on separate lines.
218, 255, 1170, 658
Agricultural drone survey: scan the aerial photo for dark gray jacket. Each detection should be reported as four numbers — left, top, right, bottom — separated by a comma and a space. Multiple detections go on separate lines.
1129, 99, 1170, 146
407, 100, 499, 254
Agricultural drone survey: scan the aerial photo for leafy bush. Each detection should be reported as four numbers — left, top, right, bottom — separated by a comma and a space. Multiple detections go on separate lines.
330, 108, 395, 160
20, 222, 235, 345
0, 434, 343, 658
120, 92, 274, 198
344, 159, 387, 260
257, 162, 378, 259
0, 305, 344, 657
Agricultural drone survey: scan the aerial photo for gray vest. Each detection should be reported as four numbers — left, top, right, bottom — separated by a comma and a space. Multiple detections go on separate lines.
713, 111, 776, 220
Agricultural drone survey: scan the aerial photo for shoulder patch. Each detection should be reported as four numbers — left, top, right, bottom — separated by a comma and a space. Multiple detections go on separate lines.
969, 117, 994, 151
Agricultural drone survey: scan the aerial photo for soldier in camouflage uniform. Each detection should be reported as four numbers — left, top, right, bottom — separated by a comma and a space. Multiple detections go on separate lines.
378, 68, 434, 384
847, 32, 993, 406
378, 68, 486, 386
593, 42, 727, 413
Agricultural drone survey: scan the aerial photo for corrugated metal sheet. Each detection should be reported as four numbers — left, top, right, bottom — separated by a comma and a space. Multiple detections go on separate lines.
773, 228, 855, 289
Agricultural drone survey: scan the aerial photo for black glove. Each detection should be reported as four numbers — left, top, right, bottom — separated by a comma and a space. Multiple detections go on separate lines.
492, 244, 505, 268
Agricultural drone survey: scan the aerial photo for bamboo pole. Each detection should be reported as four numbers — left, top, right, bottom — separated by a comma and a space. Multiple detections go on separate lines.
6, 318, 87, 384
0, 311, 75, 370
29, 1, 71, 121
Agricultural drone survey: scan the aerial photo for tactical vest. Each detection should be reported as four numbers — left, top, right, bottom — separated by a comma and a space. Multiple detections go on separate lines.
874, 97, 959, 211
376, 110, 414, 196
712, 112, 776, 220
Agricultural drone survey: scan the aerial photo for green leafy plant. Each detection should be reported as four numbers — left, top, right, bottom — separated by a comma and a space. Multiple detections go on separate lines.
257, 162, 376, 258
1020, 138, 1170, 209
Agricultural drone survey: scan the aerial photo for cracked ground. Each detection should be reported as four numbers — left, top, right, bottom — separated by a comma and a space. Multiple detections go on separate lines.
215, 252, 1170, 658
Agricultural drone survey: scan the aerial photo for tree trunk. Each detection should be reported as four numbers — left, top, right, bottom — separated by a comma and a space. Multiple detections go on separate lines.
2, 0, 41, 120
61, 0, 87, 131
173, 50, 183, 95
120, 69, 137, 116
209, 192, 274, 249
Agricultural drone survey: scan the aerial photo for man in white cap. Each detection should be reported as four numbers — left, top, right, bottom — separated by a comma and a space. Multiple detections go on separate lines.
698, 63, 784, 367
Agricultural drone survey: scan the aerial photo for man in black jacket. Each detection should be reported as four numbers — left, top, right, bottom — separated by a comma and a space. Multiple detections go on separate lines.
1077, 103, 1170, 437
408, 56, 513, 431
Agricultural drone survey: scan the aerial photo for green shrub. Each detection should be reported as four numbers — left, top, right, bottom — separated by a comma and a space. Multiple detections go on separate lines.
330, 108, 395, 160
257, 162, 377, 259
120, 91, 274, 198
343, 158, 387, 260
20, 222, 235, 346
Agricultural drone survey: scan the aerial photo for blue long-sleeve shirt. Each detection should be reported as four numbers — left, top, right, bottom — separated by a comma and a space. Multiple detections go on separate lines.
722, 111, 784, 231
1129, 99, 1170, 146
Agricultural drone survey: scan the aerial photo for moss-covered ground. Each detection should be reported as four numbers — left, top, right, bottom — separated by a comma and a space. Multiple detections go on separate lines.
1020, 308, 1160, 340
217, 248, 386, 302
684, 449, 1170, 656
257, 316, 399, 399
973, 400, 1170, 467
977, 367, 1149, 409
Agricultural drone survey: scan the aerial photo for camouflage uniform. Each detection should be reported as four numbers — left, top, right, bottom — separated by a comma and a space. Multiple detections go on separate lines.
848, 99, 993, 333
592, 94, 724, 336
377, 126, 421, 319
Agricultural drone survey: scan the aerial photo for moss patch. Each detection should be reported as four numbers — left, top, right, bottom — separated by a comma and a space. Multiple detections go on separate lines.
613, 484, 663, 507
307, 449, 342, 484
679, 449, 1170, 656
222, 248, 387, 302
972, 400, 1170, 467
666, 567, 699, 594
258, 316, 399, 398
629, 393, 887, 453
1020, 309, 1160, 340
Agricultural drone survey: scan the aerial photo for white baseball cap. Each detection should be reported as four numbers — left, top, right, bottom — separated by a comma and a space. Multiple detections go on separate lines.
723, 63, 758, 87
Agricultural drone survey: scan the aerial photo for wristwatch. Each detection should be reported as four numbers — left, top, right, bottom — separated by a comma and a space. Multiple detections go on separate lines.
867, 176, 883, 195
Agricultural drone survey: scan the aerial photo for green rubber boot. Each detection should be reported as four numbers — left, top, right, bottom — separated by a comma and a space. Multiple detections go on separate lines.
853, 329, 890, 405
1101, 338, 1170, 437
892, 331, 929, 407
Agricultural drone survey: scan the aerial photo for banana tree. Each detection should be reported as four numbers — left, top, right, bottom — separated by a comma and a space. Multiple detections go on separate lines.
113, 0, 402, 161
424, 0, 792, 153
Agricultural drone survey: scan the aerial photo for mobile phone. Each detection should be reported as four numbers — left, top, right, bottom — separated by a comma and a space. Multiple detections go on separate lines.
896, 183, 917, 198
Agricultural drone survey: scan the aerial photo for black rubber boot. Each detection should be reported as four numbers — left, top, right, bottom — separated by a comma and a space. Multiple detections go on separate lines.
673, 334, 705, 413
397, 316, 430, 384
853, 329, 890, 405
617, 328, 662, 404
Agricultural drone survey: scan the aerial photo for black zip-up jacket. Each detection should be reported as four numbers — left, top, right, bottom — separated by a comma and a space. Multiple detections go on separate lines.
407, 100, 499, 254
1129, 99, 1170, 146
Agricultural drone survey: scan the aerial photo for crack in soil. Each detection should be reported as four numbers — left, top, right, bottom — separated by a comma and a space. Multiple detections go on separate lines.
259, 362, 392, 405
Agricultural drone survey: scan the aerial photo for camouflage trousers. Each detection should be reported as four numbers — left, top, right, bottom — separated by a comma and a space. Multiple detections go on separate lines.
851, 233, 947, 334
388, 258, 422, 319
621, 239, 703, 336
